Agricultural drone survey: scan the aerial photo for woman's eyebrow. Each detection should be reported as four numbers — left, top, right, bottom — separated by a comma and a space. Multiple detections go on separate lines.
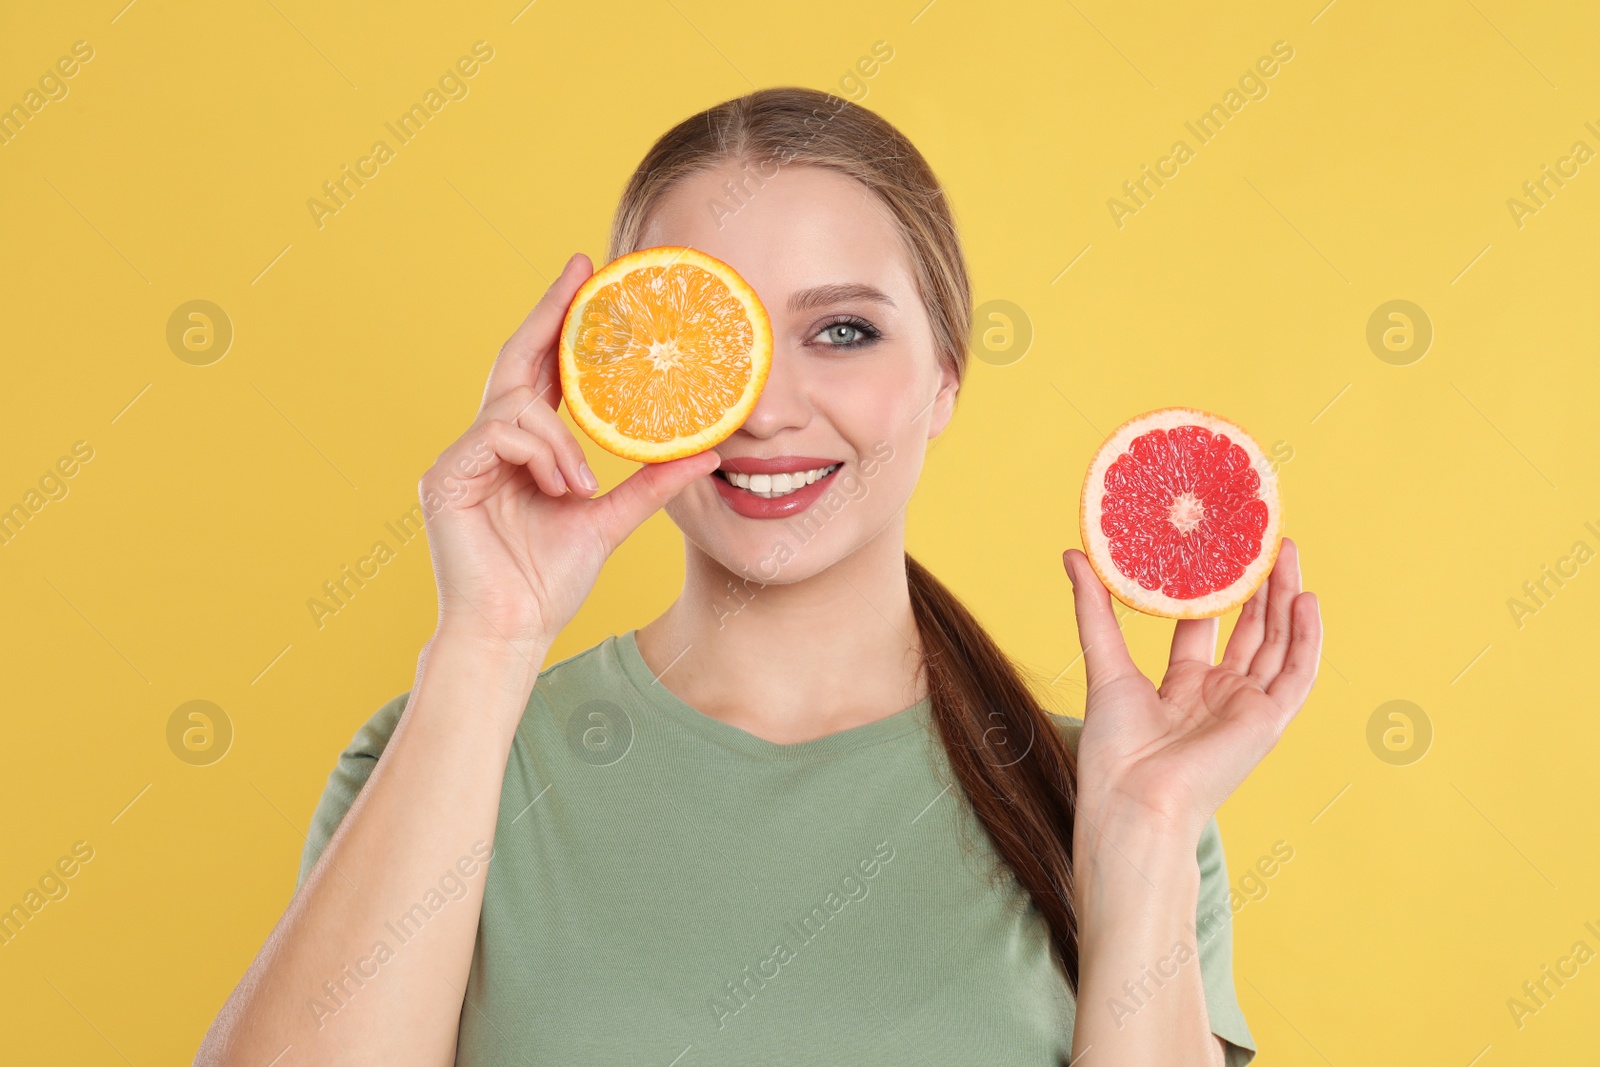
786, 283, 896, 314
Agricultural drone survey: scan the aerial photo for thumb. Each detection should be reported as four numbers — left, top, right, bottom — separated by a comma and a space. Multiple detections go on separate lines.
1063, 549, 1141, 693
591, 449, 722, 553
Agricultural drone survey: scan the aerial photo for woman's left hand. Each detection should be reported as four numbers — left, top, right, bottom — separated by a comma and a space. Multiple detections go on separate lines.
1061, 537, 1323, 844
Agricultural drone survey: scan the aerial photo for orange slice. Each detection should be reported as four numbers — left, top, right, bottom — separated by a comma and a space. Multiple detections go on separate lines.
558, 246, 773, 463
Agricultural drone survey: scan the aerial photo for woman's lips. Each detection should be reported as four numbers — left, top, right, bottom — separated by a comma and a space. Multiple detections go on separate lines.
711, 463, 842, 519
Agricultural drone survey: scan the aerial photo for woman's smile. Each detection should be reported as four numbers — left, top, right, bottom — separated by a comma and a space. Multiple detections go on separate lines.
712, 453, 845, 518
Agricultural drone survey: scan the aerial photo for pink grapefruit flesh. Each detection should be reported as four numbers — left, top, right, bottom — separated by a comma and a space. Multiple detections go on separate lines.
1079, 407, 1283, 619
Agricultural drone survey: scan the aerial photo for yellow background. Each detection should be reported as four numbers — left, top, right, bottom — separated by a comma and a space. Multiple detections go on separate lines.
3, 0, 1596, 1062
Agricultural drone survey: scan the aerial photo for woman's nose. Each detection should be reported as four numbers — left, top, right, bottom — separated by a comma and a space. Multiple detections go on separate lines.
735, 344, 811, 438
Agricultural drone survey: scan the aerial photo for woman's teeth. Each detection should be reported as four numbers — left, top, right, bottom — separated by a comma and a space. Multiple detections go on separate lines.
723, 464, 840, 498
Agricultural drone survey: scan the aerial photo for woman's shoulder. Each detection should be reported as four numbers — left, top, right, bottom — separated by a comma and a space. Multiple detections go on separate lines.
346, 633, 629, 755
1047, 711, 1085, 753
296, 633, 627, 889
524, 631, 633, 715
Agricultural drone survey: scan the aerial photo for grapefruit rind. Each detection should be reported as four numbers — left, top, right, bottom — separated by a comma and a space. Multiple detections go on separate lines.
558, 245, 773, 464
1078, 407, 1283, 619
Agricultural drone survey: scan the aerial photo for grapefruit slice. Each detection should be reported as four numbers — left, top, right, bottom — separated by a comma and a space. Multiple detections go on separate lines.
558, 245, 773, 463
1079, 408, 1283, 619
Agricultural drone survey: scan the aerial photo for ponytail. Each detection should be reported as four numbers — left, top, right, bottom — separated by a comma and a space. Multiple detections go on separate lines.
906, 551, 1082, 992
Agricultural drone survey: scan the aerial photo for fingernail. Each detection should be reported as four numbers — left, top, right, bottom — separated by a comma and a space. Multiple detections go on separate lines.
1065, 555, 1077, 586
577, 462, 599, 492
551, 468, 568, 494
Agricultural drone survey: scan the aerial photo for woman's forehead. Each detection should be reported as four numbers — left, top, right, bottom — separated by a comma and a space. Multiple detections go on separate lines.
640, 163, 915, 314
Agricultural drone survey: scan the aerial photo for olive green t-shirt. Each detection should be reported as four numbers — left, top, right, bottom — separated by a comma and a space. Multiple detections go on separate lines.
298, 629, 1257, 1065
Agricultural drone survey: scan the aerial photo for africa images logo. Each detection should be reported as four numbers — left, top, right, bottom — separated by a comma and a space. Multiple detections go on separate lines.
708, 841, 896, 1031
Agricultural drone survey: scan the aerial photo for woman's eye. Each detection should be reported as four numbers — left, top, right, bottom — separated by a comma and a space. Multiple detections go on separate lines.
814, 319, 880, 348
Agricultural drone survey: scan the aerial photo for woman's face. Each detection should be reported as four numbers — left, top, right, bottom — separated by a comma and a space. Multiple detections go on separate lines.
636, 160, 960, 586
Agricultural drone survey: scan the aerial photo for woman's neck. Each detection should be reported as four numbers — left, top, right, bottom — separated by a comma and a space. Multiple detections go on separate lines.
634, 523, 926, 745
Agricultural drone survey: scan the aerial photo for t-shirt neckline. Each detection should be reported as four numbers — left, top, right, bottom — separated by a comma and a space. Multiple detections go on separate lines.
615, 628, 932, 761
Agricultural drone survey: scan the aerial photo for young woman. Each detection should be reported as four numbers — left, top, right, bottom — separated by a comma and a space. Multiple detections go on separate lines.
198, 87, 1320, 1066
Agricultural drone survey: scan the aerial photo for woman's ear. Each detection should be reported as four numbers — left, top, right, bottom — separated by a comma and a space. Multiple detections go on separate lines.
926, 360, 961, 440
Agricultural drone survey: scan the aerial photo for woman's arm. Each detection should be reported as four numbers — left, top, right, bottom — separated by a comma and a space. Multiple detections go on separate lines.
194, 629, 540, 1066
195, 253, 720, 1066
1070, 803, 1219, 1063
1062, 537, 1322, 1063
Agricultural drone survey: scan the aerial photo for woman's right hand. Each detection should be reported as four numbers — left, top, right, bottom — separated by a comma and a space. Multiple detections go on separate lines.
419, 253, 721, 663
